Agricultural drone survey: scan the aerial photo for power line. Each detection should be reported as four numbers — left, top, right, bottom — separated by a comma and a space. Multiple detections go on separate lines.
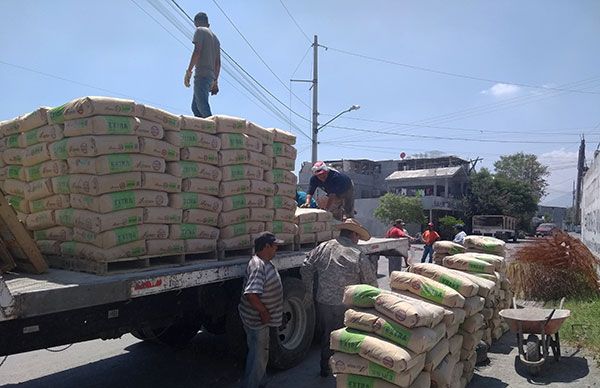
279, 0, 311, 43
325, 45, 600, 95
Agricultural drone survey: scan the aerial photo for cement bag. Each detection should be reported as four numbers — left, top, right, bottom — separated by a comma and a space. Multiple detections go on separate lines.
374, 292, 445, 328
23, 160, 68, 182
481, 308, 493, 321
139, 137, 180, 161
262, 144, 273, 157
67, 154, 165, 175
47, 139, 68, 161
314, 209, 334, 222
169, 193, 223, 212
33, 226, 73, 241
164, 130, 221, 150
433, 241, 465, 255
212, 115, 246, 134
265, 195, 297, 210
343, 285, 384, 307
181, 147, 218, 165
463, 351, 476, 374
459, 329, 484, 352
218, 234, 253, 250
272, 141, 297, 159
246, 121, 274, 145
218, 209, 250, 227
296, 233, 316, 244
448, 334, 463, 355
29, 194, 70, 213
247, 151, 273, 170
460, 313, 484, 334
220, 180, 273, 197
181, 178, 218, 196
463, 235, 505, 256
179, 114, 216, 133
3, 148, 24, 165
463, 296, 485, 316
47, 96, 135, 124
218, 133, 262, 153
463, 252, 506, 272
274, 183, 295, 198
134, 103, 179, 130
68, 173, 142, 195
19, 125, 63, 147
298, 221, 329, 234
221, 164, 264, 182
23, 143, 51, 166
249, 208, 274, 222
268, 127, 296, 145
469, 272, 501, 287
169, 224, 220, 240
58, 208, 143, 233
409, 372, 431, 388
25, 210, 55, 230
66, 136, 139, 157
390, 272, 465, 308
69, 190, 168, 213
330, 352, 425, 388
408, 263, 479, 297
442, 255, 495, 274
446, 323, 460, 338
392, 290, 466, 327
0, 166, 26, 181
330, 328, 425, 373
446, 268, 495, 298
1, 107, 48, 135
3, 179, 27, 196
166, 161, 222, 180
221, 194, 265, 212
146, 239, 185, 256
73, 224, 168, 249
264, 169, 297, 185
432, 252, 446, 265
60, 240, 146, 261
219, 150, 249, 166
6, 196, 30, 213
275, 233, 295, 244
3, 133, 20, 150
143, 207, 182, 225
273, 157, 295, 170
344, 308, 445, 353
24, 178, 54, 201
140, 172, 181, 193
295, 207, 319, 223
64, 116, 163, 139
492, 326, 504, 341
424, 338, 449, 372
50, 175, 69, 194
335, 374, 405, 388
220, 222, 265, 239
431, 352, 460, 388
185, 238, 217, 252
183, 209, 219, 226
315, 230, 333, 242
36, 240, 62, 255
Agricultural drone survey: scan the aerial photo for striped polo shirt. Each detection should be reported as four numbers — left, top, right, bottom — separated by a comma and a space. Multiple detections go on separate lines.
238, 255, 283, 328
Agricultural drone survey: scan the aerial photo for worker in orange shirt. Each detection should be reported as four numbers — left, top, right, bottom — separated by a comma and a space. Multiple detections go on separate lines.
421, 222, 440, 263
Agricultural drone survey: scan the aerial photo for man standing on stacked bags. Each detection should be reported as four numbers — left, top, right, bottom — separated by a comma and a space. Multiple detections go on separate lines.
300, 218, 377, 377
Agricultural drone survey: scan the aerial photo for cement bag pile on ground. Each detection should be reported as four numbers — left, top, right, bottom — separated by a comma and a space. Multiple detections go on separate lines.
432, 241, 465, 264
294, 208, 334, 246
212, 116, 275, 251
463, 235, 506, 257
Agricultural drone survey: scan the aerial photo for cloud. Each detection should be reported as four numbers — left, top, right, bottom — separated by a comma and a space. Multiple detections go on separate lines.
480, 83, 521, 97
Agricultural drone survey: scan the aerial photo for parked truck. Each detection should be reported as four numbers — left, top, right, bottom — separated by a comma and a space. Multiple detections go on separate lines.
472, 215, 517, 242
0, 237, 407, 370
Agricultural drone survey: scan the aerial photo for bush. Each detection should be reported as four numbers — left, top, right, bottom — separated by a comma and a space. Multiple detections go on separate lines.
438, 215, 465, 240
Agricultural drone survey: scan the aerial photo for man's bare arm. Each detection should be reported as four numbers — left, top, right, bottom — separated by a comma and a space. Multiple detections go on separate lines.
246, 293, 271, 324
184, 43, 201, 87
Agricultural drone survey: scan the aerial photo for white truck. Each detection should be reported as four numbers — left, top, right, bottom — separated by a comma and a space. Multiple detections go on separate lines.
0, 237, 407, 370
472, 215, 518, 242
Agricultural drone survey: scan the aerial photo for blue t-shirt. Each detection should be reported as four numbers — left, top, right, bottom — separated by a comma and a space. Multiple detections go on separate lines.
308, 169, 352, 196
296, 191, 317, 208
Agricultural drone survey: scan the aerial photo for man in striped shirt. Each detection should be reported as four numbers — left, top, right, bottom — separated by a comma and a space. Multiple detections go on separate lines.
238, 232, 284, 388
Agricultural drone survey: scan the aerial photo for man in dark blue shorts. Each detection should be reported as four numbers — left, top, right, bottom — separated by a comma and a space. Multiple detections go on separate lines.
303, 161, 355, 220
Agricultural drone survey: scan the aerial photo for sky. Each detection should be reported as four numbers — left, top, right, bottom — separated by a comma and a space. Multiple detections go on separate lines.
1, 0, 599, 207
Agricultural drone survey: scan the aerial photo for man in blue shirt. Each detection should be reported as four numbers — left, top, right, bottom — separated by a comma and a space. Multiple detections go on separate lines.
296, 189, 317, 208
303, 161, 355, 220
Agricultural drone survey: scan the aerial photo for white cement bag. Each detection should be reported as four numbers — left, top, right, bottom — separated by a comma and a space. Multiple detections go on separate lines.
183, 209, 219, 226
169, 193, 223, 212
218, 150, 249, 166
146, 239, 185, 256
392, 290, 466, 327
23, 160, 68, 182
33, 226, 73, 242
315, 230, 333, 242
29, 194, 70, 213
249, 208, 274, 222
47, 96, 135, 124
463, 296, 485, 316
246, 121, 274, 145
134, 103, 179, 130
219, 180, 273, 197
460, 313, 484, 334
143, 207, 182, 224
179, 115, 216, 133
446, 268, 495, 298
0, 166, 25, 181
463, 235, 506, 256
164, 130, 221, 150
181, 147, 219, 165
185, 239, 217, 252
169, 224, 220, 240
268, 128, 296, 145
19, 125, 63, 147
56, 208, 143, 233
446, 323, 460, 338
166, 161, 222, 180
272, 141, 297, 159
218, 234, 253, 250
221, 194, 265, 212
408, 263, 479, 297
220, 222, 265, 239
218, 133, 262, 152
64, 116, 163, 139
274, 183, 295, 197
48, 139, 68, 161
374, 292, 445, 329
448, 334, 463, 355
139, 137, 180, 161
23, 143, 51, 166
424, 338, 449, 372
69, 190, 168, 213
443, 255, 495, 274
463, 252, 506, 272
298, 221, 329, 234
67, 136, 139, 157
264, 169, 297, 185
221, 164, 264, 181
247, 151, 273, 170
25, 210, 55, 230
218, 209, 250, 227
25, 178, 54, 201
73, 224, 168, 249
212, 115, 246, 134
431, 353, 460, 388
459, 329, 484, 352
265, 221, 298, 235
295, 207, 319, 223
141, 172, 181, 193
3, 179, 27, 197
3, 148, 24, 165
262, 144, 273, 157
182, 178, 219, 196
274, 208, 296, 222
3, 133, 20, 150
36, 240, 62, 255
1, 107, 48, 136
68, 173, 141, 195
68, 154, 165, 175
343, 284, 385, 308
390, 272, 465, 308
265, 195, 297, 210
60, 240, 146, 261
433, 241, 466, 255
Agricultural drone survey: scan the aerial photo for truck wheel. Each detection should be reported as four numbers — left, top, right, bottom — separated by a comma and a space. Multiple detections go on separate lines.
269, 277, 316, 370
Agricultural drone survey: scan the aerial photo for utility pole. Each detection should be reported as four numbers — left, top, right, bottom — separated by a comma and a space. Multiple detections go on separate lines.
311, 35, 319, 164
574, 135, 586, 225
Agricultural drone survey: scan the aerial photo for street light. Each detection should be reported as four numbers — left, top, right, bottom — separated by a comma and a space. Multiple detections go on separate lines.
312, 104, 360, 163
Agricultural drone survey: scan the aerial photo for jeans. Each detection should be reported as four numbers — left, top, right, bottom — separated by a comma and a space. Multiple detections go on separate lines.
192, 76, 213, 118
421, 245, 433, 263
317, 303, 346, 371
241, 325, 270, 388
388, 255, 407, 275
339, 184, 355, 219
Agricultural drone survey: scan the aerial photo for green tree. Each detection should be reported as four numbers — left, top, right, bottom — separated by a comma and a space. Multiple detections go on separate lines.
493, 152, 549, 200
438, 215, 465, 240
374, 193, 425, 225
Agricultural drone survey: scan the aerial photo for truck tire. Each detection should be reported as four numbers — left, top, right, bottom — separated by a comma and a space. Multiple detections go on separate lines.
269, 277, 315, 370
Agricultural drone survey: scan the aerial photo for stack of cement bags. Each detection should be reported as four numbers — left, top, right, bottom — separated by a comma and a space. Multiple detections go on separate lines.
294, 208, 335, 245
333, 284, 441, 388
264, 128, 297, 245
432, 241, 465, 264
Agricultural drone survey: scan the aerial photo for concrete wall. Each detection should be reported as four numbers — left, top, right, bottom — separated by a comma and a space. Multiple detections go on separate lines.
354, 198, 388, 237
582, 151, 600, 257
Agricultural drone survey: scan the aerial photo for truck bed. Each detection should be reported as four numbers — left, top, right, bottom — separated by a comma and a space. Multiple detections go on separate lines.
1, 237, 407, 321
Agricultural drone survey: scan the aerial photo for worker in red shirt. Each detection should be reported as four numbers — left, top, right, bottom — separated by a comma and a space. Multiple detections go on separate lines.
385, 219, 414, 273
421, 222, 440, 263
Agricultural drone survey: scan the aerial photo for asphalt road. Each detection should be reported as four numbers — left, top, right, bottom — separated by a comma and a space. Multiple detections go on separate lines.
1, 240, 598, 387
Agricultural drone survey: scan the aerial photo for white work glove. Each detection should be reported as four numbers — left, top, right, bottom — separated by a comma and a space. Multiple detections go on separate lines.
184, 70, 192, 88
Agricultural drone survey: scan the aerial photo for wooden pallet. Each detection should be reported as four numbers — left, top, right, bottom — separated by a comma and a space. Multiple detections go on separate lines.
0, 237, 16, 273
297, 241, 319, 251
217, 247, 254, 260
276, 242, 297, 252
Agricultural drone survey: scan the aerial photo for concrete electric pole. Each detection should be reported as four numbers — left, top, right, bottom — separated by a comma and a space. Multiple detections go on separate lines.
311, 35, 319, 164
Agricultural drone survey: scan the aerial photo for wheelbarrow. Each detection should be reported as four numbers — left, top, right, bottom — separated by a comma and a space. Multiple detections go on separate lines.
499, 299, 570, 376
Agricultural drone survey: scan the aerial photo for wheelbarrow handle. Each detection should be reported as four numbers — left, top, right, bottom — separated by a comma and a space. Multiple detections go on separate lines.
544, 309, 556, 327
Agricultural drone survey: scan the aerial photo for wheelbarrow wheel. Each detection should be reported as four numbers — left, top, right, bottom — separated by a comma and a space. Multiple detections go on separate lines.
525, 334, 541, 376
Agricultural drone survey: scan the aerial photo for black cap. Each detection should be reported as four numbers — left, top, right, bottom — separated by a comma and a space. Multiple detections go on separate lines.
254, 232, 284, 247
